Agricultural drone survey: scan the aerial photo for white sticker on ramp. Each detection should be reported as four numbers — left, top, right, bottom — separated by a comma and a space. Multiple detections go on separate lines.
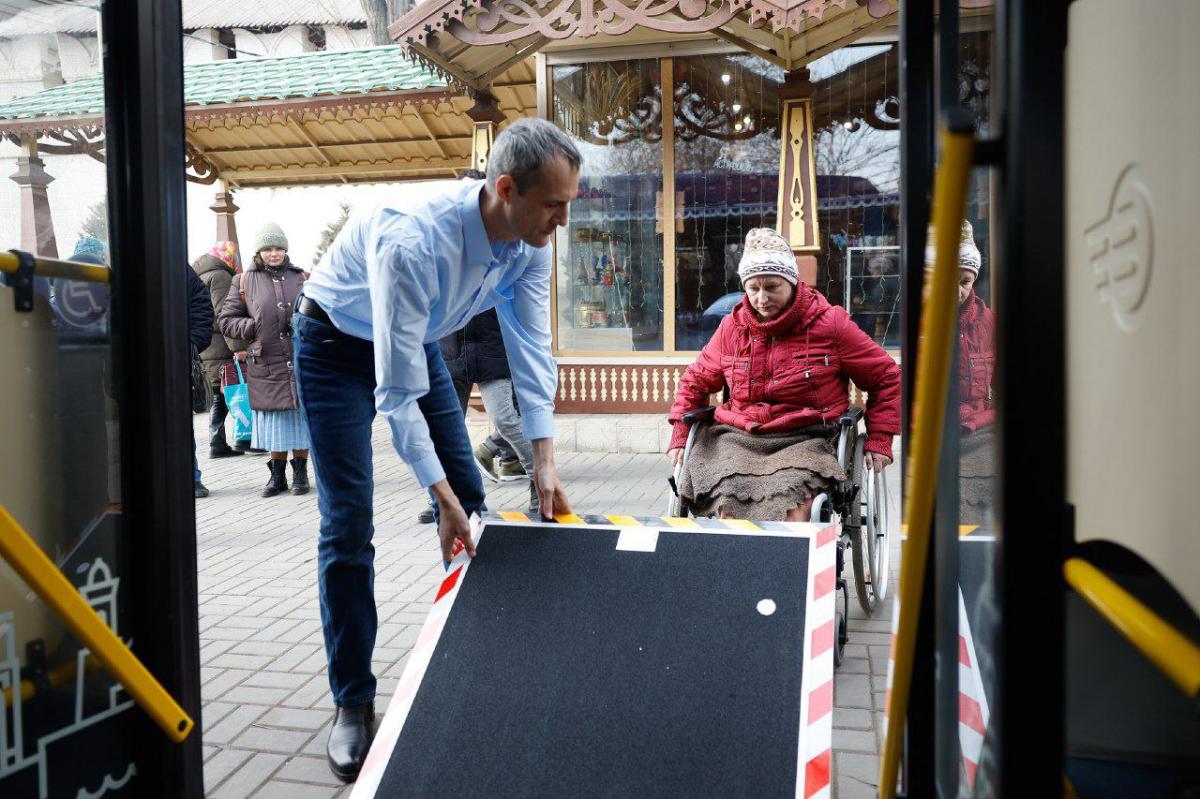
615, 527, 659, 552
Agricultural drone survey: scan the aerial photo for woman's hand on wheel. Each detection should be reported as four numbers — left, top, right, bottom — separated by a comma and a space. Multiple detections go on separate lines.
668, 447, 684, 467
866, 453, 892, 472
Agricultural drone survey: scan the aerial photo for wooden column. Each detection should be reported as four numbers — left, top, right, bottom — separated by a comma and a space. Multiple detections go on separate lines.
466, 91, 507, 174
209, 181, 241, 262
10, 135, 59, 257
777, 69, 820, 284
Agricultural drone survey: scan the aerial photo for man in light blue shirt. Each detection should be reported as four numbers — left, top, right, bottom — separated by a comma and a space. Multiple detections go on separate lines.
293, 119, 581, 782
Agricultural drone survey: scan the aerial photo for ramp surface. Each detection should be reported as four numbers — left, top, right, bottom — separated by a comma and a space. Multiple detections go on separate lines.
354, 516, 837, 798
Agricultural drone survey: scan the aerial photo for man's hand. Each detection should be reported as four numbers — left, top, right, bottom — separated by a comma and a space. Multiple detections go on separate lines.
431, 480, 475, 563
531, 438, 572, 520
234, 351, 248, 362
668, 447, 684, 467
865, 452, 892, 472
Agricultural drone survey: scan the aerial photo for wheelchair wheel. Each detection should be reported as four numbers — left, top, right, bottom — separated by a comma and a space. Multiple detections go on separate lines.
864, 457, 891, 604
849, 436, 881, 615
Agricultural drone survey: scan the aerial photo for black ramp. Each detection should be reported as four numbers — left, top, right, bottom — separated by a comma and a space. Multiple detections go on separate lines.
379, 524, 810, 798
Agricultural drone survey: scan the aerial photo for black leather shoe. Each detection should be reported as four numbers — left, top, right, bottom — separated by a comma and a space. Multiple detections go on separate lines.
209, 444, 243, 458
327, 702, 375, 782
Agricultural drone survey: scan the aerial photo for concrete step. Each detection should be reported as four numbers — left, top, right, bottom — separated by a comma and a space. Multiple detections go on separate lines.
465, 413, 668, 454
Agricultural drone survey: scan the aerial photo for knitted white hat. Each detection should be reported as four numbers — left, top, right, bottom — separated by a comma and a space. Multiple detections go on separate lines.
925, 219, 981, 275
738, 228, 799, 286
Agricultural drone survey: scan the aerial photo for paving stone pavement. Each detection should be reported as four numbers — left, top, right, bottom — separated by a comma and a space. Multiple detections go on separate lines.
194, 414, 901, 798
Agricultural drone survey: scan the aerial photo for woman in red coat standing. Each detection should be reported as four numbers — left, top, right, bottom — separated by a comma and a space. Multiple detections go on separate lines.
667, 228, 901, 522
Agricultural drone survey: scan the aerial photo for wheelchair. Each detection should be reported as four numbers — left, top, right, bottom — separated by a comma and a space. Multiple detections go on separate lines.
666, 405, 892, 666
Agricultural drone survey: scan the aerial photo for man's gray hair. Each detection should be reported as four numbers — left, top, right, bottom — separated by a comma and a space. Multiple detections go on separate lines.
487, 118, 582, 194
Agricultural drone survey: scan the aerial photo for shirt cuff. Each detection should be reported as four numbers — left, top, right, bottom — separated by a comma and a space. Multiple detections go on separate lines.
409, 449, 447, 489
521, 407, 556, 441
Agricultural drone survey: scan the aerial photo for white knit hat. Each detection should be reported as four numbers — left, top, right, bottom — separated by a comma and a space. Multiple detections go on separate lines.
253, 222, 289, 254
925, 219, 982, 275
738, 228, 799, 286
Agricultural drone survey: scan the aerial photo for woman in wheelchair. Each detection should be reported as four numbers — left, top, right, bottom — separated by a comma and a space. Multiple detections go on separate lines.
667, 228, 901, 522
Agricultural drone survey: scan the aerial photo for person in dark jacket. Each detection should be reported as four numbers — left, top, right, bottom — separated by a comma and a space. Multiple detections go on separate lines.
218, 223, 311, 497
415, 307, 538, 522
193, 243, 247, 458
187, 263, 215, 498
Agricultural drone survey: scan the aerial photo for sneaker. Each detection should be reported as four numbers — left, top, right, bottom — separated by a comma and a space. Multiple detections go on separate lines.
194, 481, 210, 498
497, 458, 527, 482
417, 506, 435, 524
472, 443, 499, 483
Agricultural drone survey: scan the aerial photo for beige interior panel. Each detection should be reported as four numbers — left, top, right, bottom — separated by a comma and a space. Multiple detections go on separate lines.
1065, 0, 1200, 608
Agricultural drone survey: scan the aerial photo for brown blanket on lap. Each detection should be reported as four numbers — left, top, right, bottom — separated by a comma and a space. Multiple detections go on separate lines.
679, 424, 845, 521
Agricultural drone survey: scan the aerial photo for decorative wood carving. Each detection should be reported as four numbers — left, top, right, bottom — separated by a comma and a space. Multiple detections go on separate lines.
185, 141, 220, 185
777, 97, 819, 252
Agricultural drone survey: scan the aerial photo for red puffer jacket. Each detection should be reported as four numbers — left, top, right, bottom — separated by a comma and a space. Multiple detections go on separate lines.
958, 290, 996, 432
668, 284, 902, 459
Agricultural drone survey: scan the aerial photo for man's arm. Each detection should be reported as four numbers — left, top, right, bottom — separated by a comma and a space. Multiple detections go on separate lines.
494, 246, 571, 519
367, 212, 445, 487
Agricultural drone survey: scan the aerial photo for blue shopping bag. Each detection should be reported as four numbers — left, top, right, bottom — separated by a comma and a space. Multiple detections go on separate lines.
222, 359, 253, 442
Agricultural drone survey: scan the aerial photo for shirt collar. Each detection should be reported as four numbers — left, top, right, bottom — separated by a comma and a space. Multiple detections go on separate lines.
462, 181, 523, 268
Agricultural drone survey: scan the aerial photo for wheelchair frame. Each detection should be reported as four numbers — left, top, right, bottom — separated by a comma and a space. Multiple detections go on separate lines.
667, 406, 891, 665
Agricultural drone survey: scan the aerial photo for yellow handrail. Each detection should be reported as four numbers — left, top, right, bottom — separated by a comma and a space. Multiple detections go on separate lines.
0, 249, 110, 284
878, 123, 976, 799
0, 503, 194, 742
1065, 557, 1200, 701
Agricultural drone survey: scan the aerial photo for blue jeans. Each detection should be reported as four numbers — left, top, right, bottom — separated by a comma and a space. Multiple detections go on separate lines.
293, 311, 486, 708
192, 431, 201, 482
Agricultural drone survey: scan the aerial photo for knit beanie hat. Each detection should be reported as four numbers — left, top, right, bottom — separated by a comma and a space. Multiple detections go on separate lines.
71, 236, 108, 265
210, 240, 241, 272
738, 228, 799, 286
252, 222, 288, 254
925, 219, 981, 275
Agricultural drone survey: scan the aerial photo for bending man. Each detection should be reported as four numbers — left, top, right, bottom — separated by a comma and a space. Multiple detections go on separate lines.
294, 118, 580, 782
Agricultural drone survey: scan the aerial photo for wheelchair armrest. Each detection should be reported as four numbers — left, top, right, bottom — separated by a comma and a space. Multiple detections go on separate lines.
838, 406, 864, 428
682, 406, 717, 425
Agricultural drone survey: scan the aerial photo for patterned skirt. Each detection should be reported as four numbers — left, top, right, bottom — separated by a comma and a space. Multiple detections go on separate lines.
251, 409, 310, 452
678, 424, 845, 521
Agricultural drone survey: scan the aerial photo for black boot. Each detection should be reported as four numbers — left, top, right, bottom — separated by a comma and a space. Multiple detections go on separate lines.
290, 457, 310, 495
327, 702, 375, 782
261, 459, 288, 497
233, 439, 252, 453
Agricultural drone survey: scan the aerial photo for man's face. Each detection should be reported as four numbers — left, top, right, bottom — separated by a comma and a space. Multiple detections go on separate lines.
496, 155, 579, 248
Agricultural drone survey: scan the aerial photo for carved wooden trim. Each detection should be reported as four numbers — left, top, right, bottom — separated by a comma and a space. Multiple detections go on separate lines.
776, 97, 820, 252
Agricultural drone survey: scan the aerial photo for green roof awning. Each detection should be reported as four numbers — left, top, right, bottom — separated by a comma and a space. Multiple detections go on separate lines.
0, 45, 445, 123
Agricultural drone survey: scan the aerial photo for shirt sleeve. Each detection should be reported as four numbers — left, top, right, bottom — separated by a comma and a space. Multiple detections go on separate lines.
368, 212, 445, 487
495, 245, 557, 442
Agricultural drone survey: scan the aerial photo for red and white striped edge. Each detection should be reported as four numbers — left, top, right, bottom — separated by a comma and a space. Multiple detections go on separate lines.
352, 515, 838, 799
879, 588, 990, 788
957, 588, 991, 786
351, 514, 484, 799
795, 521, 840, 799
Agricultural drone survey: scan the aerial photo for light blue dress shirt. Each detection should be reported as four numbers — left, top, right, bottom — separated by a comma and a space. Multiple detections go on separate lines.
304, 179, 556, 488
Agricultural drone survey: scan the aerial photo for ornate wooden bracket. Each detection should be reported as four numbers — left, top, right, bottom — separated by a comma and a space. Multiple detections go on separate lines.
777, 80, 820, 253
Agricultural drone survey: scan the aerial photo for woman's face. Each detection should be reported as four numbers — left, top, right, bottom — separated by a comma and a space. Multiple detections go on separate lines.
743, 275, 795, 321
958, 268, 977, 306
260, 247, 287, 267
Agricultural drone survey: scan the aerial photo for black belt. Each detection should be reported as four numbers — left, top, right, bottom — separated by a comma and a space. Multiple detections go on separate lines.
298, 296, 332, 326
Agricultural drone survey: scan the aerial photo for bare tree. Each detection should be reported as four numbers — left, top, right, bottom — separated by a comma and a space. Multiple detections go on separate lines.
361, 0, 413, 46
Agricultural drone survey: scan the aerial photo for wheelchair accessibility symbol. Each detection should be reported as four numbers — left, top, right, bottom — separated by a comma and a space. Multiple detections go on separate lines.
50, 275, 110, 328
1085, 164, 1153, 332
